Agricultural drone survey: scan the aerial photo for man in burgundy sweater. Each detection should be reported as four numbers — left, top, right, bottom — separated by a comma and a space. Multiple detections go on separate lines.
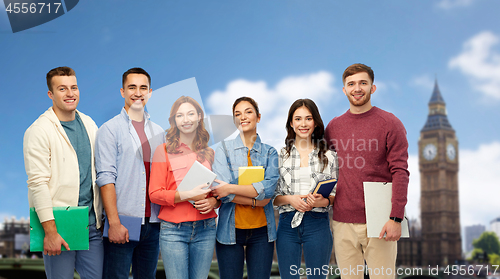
325, 63, 409, 279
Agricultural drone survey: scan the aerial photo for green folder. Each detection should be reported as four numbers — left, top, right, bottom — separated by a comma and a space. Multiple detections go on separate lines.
29, 206, 89, 252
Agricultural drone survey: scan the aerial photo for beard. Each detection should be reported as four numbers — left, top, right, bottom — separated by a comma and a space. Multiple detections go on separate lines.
347, 87, 372, 107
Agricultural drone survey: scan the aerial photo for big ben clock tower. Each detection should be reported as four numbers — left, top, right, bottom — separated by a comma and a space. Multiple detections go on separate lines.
419, 80, 462, 266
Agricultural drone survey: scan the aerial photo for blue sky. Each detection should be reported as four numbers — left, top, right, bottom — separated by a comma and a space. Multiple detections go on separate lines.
1, 0, 499, 235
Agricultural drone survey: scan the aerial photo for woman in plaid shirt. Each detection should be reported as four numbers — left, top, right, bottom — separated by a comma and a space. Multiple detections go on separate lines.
273, 98, 338, 279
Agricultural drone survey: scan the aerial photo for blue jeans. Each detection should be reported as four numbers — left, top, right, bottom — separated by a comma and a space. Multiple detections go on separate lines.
159, 218, 216, 279
216, 226, 274, 279
276, 211, 333, 279
43, 223, 104, 279
103, 219, 160, 279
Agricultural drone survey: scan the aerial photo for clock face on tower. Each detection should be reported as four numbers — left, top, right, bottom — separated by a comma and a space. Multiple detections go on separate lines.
447, 143, 456, 161
423, 143, 437, 161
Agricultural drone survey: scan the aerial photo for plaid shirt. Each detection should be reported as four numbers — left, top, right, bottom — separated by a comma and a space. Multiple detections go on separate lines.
274, 145, 338, 227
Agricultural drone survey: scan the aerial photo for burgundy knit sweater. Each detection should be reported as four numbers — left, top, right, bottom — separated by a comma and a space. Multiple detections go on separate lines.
325, 107, 409, 223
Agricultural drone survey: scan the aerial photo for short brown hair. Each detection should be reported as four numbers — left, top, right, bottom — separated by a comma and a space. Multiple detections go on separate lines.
46, 66, 75, 92
342, 63, 374, 84
122, 67, 151, 88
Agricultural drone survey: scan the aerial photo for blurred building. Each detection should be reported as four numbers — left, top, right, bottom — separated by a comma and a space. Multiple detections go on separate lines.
418, 80, 462, 266
0, 216, 30, 258
397, 218, 422, 266
464, 224, 485, 253
398, 80, 462, 266
491, 217, 500, 240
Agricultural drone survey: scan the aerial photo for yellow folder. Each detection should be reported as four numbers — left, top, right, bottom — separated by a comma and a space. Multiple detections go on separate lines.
238, 166, 264, 185
29, 206, 89, 252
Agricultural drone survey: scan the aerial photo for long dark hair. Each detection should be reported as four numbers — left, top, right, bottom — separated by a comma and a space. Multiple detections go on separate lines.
232, 96, 260, 117
165, 96, 214, 164
284, 99, 328, 171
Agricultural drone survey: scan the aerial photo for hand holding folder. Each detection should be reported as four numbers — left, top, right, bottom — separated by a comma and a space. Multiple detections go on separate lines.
311, 178, 337, 198
179, 183, 212, 202
103, 215, 142, 242
30, 206, 89, 252
211, 179, 234, 199
363, 182, 409, 239
289, 177, 335, 229
177, 160, 217, 204
211, 166, 265, 200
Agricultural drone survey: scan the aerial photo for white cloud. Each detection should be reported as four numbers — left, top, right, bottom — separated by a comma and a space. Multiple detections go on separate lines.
207, 72, 500, 231
375, 80, 400, 93
459, 142, 500, 227
369, 80, 402, 116
0, 212, 11, 230
374, 80, 400, 104
436, 0, 475, 9
411, 74, 435, 92
206, 71, 338, 149
449, 31, 500, 99
407, 142, 500, 229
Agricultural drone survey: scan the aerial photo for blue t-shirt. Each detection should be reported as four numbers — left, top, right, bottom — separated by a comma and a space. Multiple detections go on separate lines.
61, 113, 95, 225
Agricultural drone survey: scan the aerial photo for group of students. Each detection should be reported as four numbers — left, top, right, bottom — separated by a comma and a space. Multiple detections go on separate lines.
23, 63, 409, 279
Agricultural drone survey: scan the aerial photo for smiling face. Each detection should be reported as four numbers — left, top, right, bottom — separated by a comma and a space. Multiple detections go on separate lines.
343, 72, 376, 113
291, 106, 316, 142
233, 100, 260, 134
120, 73, 152, 112
175, 102, 201, 136
48, 75, 79, 121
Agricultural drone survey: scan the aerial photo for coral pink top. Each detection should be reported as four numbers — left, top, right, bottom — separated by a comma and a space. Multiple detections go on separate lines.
149, 143, 217, 223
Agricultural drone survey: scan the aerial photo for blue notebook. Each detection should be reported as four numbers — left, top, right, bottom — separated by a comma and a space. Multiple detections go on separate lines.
103, 215, 142, 242
312, 178, 337, 198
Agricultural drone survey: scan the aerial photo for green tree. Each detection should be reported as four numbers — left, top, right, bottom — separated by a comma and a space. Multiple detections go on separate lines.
471, 248, 486, 263
473, 232, 500, 255
489, 253, 500, 266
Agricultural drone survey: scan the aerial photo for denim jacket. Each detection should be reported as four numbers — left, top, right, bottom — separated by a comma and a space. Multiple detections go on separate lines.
212, 134, 279, 244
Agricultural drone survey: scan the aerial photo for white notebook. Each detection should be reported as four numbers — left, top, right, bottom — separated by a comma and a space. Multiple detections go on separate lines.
363, 182, 409, 238
177, 160, 217, 193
